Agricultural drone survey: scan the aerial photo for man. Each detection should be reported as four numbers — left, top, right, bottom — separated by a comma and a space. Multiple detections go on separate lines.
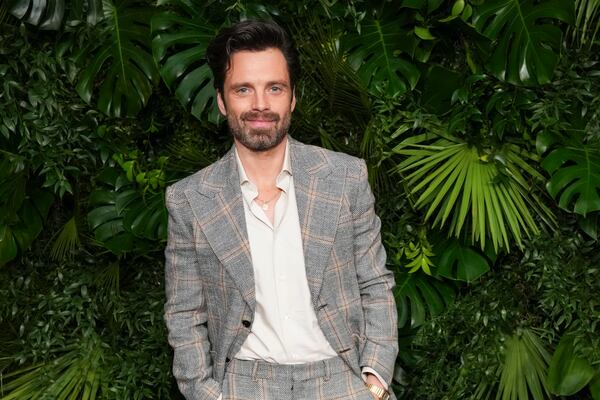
164, 20, 398, 400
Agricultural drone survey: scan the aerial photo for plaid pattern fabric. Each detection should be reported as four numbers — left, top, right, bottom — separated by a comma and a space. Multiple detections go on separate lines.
221, 357, 375, 400
164, 138, 398, 400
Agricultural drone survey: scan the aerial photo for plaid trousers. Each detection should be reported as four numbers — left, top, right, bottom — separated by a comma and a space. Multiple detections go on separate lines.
221, 356, 375, 400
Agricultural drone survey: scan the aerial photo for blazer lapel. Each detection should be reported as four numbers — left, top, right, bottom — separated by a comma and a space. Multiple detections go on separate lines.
183, 138, 346, 312
290, 139, 346, 307
184, 149, 256, 311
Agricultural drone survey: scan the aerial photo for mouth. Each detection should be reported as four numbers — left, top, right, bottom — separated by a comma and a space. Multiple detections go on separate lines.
244, 119, 276, 129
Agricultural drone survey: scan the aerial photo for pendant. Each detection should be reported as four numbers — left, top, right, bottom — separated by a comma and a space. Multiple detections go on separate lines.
262, 203, 269, 211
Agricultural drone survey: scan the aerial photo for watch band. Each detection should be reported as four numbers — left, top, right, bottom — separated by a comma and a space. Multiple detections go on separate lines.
365, 383, 390, 400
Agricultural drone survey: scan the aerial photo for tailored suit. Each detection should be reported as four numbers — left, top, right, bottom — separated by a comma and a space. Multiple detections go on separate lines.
164, 137, 398, 400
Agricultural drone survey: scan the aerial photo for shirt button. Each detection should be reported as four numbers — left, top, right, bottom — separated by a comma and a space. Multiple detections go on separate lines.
284, 315, 290, 320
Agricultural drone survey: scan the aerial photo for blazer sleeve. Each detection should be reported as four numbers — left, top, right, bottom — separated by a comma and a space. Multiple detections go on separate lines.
164, 184, 221, 400
352, 160, 399, 385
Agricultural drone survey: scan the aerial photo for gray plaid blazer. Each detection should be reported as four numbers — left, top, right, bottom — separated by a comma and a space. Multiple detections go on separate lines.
164, 137, 398, 400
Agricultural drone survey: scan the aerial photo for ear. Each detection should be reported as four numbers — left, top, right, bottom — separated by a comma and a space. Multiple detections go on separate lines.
216, 90, 227, 116
291, 89, 296, 112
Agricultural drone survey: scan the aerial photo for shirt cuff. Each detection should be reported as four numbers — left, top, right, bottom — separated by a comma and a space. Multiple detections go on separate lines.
362, 367, 389, 390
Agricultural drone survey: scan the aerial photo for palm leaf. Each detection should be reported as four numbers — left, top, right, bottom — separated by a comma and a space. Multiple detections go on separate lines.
496, 329, 552, 400
541, 145, 600, 216
294, 19, 371, 127
49, 216, 81, 260
571, 0, 600, 49
394, 136, 556, 252
72, 0, 159, 117
151, 2, 219, 123
0, 338, 104, 399
472, 0, 574, 85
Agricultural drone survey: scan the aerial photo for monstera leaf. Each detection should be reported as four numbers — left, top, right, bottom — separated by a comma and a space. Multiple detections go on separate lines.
435, 238, 491, 282
0, 168, 53, 266
342, 17, 421, 96
87, 168, 167, 255
9, 0, 102, 29
151, 2, 219, 122
0, 194, 53, 266
542, 145, 600, 216
472, 0, 574, 85
73, 0, 159, 117
394, 270, 455, 329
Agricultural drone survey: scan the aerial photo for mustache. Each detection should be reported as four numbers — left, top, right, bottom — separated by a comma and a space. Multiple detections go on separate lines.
241, 111, 280, 122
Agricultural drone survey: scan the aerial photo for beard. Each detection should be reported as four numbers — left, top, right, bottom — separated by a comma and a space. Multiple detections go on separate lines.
227, 109, 291, 152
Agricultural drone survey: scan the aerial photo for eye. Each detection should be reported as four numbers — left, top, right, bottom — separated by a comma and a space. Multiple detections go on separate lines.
269, 85, 283, 93
235, 87, 250, 94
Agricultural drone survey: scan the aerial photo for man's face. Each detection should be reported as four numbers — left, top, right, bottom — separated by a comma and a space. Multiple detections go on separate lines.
217, 48, 296, 152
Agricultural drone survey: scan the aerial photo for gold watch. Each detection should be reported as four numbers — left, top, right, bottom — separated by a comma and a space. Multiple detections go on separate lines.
365, 383, 390, 400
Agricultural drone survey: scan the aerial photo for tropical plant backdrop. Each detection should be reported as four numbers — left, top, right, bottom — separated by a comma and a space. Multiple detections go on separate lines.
1, 0, 599, 399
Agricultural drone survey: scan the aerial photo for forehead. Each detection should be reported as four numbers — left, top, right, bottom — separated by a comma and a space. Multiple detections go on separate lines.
225, 48, 290, 86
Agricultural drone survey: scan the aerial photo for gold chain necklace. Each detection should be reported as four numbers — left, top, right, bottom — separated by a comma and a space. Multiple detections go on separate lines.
255, 190, 281, 211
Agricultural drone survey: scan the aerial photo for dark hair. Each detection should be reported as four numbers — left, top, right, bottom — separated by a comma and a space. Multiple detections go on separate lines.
205, 20, 300, 94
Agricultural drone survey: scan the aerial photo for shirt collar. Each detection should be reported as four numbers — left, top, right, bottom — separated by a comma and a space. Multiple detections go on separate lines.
234, 140, 292, 190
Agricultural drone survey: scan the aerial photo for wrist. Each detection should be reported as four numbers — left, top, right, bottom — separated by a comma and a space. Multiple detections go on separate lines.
365, 382, 390, 400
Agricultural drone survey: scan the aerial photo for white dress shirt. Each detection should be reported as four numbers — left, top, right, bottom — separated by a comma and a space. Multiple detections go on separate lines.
224, 141, 387, 393
234, 142, 338, 363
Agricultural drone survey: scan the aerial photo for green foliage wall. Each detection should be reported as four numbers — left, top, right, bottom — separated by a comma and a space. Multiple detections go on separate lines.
1, 0, 600, 399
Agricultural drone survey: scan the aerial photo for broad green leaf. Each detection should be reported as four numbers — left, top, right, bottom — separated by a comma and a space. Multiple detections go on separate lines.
11, 200, 43, 249
73, 0, 159, 117
452, 0, 465, 16
394, 270, 455, 329
578, 213, 598, 240
10, 0, 102, 29
536, 129, 559, 155
343, 18, 421, 96
541, 145, 600, 216
547, 335, 596, 396
0, 186, 53, 266
472, 0, 574, 85
88, 168, 167, 254
591, 373, 600, 400
122, 191, 167, 240
87, 205, 119, 231
0, 224, 18, 266
151, 6, 219, 122
414, 26, 435, 40
435, 238, 490, 282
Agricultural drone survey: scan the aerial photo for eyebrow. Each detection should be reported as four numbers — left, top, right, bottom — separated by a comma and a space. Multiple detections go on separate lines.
229, 81, 290, 89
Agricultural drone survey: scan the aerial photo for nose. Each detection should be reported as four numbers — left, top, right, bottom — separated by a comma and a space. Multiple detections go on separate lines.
252, 91, 269, 111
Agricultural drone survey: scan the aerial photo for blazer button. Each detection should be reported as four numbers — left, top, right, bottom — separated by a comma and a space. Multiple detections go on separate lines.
225, 357, 230, 363
242, 320, 251, 328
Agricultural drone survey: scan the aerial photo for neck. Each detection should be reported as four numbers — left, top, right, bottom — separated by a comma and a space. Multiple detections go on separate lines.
235, 136, 288, 187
